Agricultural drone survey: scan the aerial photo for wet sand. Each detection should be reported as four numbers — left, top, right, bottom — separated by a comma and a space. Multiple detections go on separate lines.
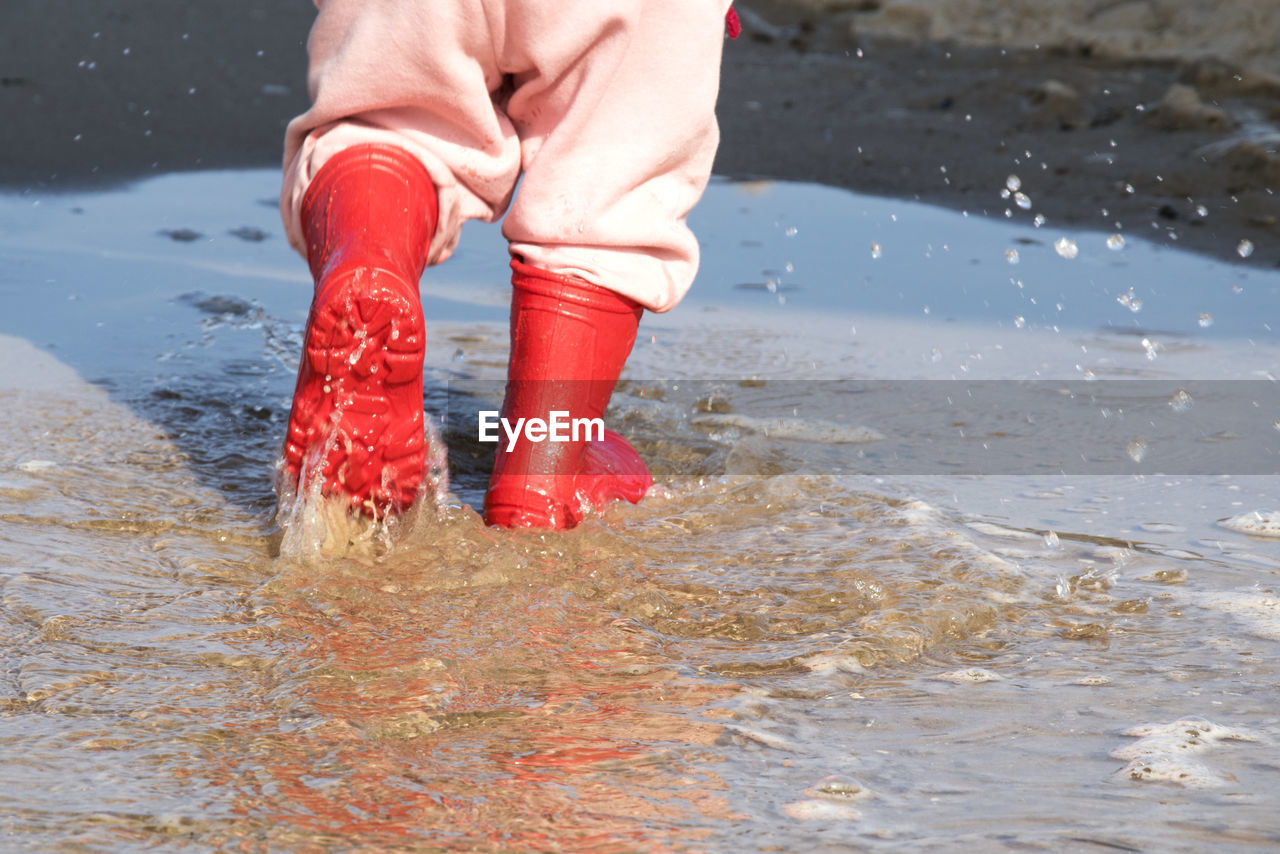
4, 0, 1280, 271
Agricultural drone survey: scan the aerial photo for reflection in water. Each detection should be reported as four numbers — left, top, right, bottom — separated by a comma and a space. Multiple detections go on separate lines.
207, 510, 739, 850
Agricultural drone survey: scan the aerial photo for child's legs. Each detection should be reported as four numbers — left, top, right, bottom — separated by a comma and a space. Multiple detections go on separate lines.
282, 0, 727, 306
280, 0, 522, 268
280, 0, 526, 511
499, 0, 729, 312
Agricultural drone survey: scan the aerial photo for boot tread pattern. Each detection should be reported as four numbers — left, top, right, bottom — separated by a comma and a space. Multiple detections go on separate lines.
284, 268, 426, 511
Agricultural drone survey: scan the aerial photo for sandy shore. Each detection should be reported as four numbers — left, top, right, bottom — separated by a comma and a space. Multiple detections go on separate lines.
4, 0, 1279, 269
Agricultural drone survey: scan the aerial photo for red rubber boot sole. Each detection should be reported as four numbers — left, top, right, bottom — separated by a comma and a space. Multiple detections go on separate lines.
284, 267, 426, 513
280, 143, 437, 515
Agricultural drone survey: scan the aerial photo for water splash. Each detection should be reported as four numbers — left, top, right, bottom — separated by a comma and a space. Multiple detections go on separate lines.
1116, 288, 1143, 313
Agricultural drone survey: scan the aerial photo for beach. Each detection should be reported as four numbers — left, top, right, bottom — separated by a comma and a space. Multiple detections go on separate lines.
2, 1, 1280, 850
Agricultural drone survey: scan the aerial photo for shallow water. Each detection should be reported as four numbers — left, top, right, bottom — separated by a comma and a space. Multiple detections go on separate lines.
2, 172, 1279, 851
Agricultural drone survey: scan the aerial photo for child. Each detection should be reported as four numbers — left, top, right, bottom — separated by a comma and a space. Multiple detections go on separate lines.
279, 0, 736, 528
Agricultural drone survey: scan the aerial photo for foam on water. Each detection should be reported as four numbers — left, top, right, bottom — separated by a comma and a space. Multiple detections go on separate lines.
1219, 509, 1280, 538
934, 667, 1003, 683
1112, 718, 1260, 788
1191, 591, 1280, 641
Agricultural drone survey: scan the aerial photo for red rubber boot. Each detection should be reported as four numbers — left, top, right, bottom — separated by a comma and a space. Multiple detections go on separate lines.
483, 260, 653, 529
282, 143, 438, 513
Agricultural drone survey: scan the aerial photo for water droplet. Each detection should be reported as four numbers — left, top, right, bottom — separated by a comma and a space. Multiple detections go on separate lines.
1015, 191, 1032, 210
1116, 288, 1142, 312
1127, 437, 1148, 463
922, 305, 930, 315
1014, 315, 1026, 329
1000, 188, 1012, 200
1140, 337, 1159, 360
1232, 284, 1244, 294
1106, 234, 1126, 250
1124, 183, 1135, 194
785, 261, 794, 273
1237, 239, 1254, 258
784, 226, 798, 237
1198, 312, 1214, 328
930, 347, 943, 363
1168, 389, 1193, 412
1044, 530, 1060, 548
1006, 174, 1021, 192
1033, 213, 1046, 227
122, 47, 131, 56
1054, 237, 1079, 259
188, 87, 197, 95
1005, 248, 1020, 264
869, 242, 882, 259
1196, 204, 1208, 217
